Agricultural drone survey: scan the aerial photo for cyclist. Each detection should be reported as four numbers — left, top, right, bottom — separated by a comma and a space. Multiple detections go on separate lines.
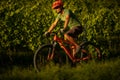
45, 0, 83, 57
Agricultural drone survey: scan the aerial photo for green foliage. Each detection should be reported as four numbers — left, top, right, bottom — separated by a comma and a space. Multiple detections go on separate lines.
0, 0, 54, 51
0, 0, 120, 56
0, 57, 120, 80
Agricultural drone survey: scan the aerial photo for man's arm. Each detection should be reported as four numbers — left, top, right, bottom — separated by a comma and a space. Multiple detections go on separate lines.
63, 15, 70, 30
48, 19, 59, 33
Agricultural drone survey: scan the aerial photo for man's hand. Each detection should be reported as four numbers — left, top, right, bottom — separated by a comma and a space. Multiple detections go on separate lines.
44, 32, 50, 37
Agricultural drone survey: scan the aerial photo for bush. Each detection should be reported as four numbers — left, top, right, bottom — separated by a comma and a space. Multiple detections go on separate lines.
0, 0, 120, 57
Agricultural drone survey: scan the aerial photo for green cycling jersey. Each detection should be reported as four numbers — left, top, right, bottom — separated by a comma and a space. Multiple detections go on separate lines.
56, 9, 81, 29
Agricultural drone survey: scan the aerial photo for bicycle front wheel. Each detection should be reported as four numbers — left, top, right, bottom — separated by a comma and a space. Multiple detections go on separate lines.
33, 44, 54, 72
78, 42, 102, 61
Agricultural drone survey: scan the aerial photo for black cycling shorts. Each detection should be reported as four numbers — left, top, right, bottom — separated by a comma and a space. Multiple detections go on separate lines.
66, 26, 83, 38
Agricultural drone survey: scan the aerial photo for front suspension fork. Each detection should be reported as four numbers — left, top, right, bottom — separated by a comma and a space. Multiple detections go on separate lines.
47, 42, 57, 60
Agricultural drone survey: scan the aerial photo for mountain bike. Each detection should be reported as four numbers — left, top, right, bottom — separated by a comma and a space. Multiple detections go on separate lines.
33, 28, 102, 72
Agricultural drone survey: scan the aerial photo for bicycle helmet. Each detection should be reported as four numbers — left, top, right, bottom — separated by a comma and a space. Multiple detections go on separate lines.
52, 0, 63, 9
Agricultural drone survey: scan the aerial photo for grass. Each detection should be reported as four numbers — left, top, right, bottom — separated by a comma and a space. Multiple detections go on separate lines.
0, 57, 120, 80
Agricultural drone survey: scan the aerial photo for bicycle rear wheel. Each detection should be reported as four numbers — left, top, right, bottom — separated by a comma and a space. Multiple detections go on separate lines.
77, 42, 102, 61
33, 44, 54, 72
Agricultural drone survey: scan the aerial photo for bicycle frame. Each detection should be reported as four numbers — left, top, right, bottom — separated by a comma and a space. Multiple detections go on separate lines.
53, 34, 76, 62
48, 26, 90, 62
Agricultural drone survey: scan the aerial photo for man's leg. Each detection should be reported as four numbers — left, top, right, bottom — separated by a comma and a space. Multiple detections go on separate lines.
64, 33, 80, 57
64, 26, 83, 57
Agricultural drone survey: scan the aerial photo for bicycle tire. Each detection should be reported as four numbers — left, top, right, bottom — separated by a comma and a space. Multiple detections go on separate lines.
33, 44, 54, 72
76, 41, 102, 61
33, 44, 66, 72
